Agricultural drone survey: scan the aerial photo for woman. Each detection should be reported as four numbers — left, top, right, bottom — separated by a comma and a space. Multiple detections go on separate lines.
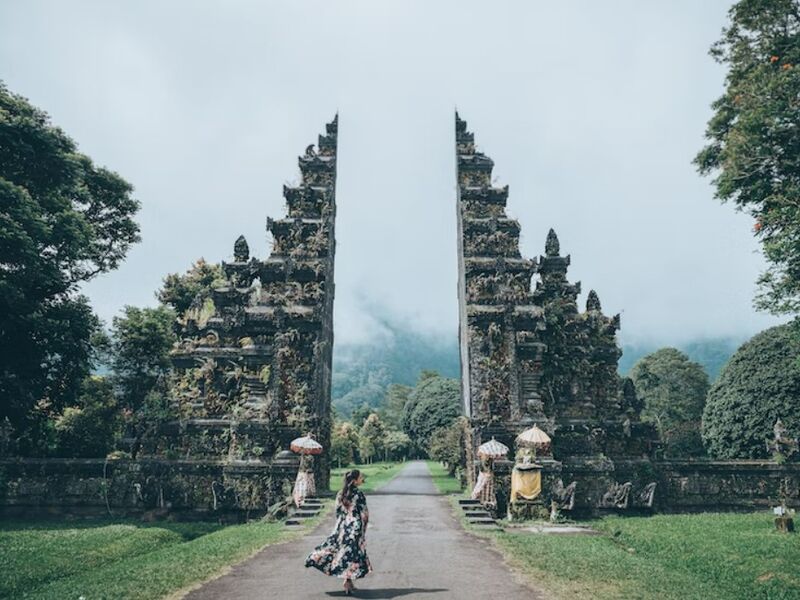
305, 469, 372, 595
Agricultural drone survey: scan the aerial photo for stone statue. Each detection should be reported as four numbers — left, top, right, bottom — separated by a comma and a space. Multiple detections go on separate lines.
768, 419, 798, 461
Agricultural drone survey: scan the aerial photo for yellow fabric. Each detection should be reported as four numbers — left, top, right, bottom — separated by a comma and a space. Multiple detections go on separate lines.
511, 468, 541, 502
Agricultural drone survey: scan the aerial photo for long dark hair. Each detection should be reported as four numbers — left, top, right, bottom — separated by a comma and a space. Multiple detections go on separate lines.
339, 469, 361, 508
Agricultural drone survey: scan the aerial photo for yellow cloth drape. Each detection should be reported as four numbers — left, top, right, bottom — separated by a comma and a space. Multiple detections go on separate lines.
511, 467, 541, 503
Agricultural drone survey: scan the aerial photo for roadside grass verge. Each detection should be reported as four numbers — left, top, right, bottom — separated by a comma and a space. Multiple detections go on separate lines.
492, 511, 800, 600
329, 461, 406, 493
0, 510, 327, 600
425, 460, 463, 494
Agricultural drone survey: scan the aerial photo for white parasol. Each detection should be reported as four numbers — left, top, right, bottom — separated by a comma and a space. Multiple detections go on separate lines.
516, 425, 551, 448
290, 434, 323, 455
477, 437, 509, 459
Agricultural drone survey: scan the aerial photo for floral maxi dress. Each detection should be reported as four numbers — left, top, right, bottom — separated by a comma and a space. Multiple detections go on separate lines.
305, 488, 372, 580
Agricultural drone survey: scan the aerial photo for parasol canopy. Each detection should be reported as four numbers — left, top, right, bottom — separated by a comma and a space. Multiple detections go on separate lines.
477, 437, 509, 459
290, 434, 323, 455
516, 424, 551, 448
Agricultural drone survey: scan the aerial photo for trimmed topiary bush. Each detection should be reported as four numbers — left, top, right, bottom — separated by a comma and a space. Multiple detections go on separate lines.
702, 321, 800, 459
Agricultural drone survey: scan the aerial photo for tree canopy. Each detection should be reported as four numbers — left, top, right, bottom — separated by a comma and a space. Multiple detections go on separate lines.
402, 373, 462, 451
702, 321, 800, 458
0, 82, 139, 450
695, 0, 800, 314
630, 348, 709, 457
111, 305, 176, 412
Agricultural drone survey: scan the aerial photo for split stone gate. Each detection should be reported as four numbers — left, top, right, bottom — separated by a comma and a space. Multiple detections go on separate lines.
1, 115, 798, 519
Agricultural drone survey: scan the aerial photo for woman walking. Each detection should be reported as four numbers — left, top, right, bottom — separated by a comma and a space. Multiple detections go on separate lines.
305, 469, 372, 595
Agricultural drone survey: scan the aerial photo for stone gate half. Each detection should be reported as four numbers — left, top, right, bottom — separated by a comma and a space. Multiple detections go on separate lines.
455, 113, 661, 515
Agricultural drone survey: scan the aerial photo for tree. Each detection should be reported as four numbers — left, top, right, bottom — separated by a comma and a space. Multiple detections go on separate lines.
702, 321, 800, 458
53, 376, 120, 458
384, 429, 412, 461
0, 83, 139, 450
350, 403, 373, 429
695, 0, 800, 314
111, 305, 177, 412
158, 258, 224, 315
428, 416, 468, 475
630, 348, 710, 457
360, 413, 386, 463
403, 374, 462, 451
331, 421, 360, 467
381, 383, 411, 428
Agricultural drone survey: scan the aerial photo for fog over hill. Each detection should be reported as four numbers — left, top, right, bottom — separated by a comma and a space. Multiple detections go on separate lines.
331, 308, 746, 417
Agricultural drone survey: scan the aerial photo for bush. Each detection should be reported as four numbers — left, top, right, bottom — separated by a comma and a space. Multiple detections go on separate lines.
702, 321, 800, 459
54, 376, 120, 457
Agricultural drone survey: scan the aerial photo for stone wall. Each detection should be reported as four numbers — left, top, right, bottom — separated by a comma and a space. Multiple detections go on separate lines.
0, 456, 298, 521
656, 460, 800, 512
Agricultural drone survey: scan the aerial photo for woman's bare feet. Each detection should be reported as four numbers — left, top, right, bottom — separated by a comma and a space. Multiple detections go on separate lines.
343, 579, 354, 595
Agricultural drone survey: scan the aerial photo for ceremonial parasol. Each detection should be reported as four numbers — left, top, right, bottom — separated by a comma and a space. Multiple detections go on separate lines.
477, 437, 509, 459
290, 434, 323, 455
516, 425, 551, 448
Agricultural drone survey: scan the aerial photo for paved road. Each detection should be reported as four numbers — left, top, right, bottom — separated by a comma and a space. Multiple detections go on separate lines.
185, 461, 544, 599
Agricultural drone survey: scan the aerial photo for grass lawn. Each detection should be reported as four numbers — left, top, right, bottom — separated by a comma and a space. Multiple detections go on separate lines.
0, 510, 327, 600
492, 512, 800, 600
329, 461, 407, 493
425, 460, 463, 494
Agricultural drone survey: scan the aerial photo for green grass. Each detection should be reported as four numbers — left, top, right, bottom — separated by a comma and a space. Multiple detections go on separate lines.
0, 511, 326, 600
492, 512, 800, 600
329, 461, 407, 493
425, 460, 463, 494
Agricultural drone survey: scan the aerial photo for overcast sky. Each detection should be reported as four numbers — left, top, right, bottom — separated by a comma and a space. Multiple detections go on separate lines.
0, 1, 787, 347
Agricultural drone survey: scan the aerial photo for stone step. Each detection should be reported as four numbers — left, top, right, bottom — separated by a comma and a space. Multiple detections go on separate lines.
465, 511, 492, 518
285, 519, 302, 526
292, 509, 320, 518
301, 503, 323, 510
458, 499, 480, 506
468, 518, 498, 526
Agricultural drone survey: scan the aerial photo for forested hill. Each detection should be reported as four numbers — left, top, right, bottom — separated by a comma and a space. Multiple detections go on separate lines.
332, 324, 459, 417
331, 329, 745, 416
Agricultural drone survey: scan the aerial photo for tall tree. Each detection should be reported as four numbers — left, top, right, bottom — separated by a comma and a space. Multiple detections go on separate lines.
695, 0, 800, 313
110, 305, 176, 412
0, 83, 139, 448
630, 348, 710, 457
360, 413, 386, 463
331, 420, 360, 467
381, 383, 411, 428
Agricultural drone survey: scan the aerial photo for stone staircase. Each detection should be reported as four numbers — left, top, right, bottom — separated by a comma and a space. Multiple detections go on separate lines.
285, 496, 324, 526
458, 498, 500, 528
